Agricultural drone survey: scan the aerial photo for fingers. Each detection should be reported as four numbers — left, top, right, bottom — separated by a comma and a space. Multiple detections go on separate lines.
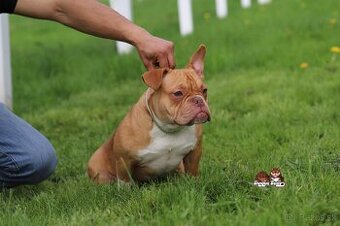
149, 40, 175, 70
144, 59, 154, 71
167, 43, 176, 69
143, 55, 167, 70
150, 48, 175, 70
167, 52, 175, 69
144, 57, 159, 70
158, 56, 168, 69
136, 36, 175, 71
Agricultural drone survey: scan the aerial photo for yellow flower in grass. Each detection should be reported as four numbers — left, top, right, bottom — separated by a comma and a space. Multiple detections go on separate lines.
299, 62, 309, 69
329, 18, 337, 25
330, 46, 340, 54
204, 12, 211, 20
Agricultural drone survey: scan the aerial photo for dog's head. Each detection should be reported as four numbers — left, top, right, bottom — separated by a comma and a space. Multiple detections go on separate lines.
142, 45, 210, 126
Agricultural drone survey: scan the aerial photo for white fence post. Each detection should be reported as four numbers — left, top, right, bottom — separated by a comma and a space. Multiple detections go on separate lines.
215, 0, 228, 18
241, 0, 251, 8
0, 15, 12, 109
258, 0, 271, 4
177, 0, 193, 36
110, 0, 133, 54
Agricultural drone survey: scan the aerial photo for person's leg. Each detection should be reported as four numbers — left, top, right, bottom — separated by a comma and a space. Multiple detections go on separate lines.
0, 103, 57, 188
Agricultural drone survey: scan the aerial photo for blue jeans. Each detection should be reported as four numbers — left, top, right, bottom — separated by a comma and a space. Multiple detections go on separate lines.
0, 103, 57, 188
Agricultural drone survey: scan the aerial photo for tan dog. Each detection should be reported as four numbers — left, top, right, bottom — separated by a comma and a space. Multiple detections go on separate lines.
87, 45, 210, 183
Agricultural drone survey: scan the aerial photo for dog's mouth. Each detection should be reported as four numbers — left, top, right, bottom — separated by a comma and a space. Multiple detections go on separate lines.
193, 111, 210, 124
175, 111, 211, 126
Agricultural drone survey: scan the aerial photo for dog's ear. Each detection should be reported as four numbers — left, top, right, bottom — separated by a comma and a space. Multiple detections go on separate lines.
187, 44, 206, 79
142, 68, 169, 90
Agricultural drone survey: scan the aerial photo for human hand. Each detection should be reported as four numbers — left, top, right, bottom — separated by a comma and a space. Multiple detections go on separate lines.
134, 33, 175, 70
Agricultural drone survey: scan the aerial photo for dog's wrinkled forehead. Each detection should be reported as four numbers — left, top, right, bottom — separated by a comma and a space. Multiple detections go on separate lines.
162, 69, 204, 92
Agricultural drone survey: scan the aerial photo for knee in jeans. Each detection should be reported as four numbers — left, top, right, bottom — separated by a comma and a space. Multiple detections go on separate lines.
23, 140, 57, 184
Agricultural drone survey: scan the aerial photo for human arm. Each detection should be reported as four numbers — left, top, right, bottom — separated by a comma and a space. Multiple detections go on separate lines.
14, 0, 175, 70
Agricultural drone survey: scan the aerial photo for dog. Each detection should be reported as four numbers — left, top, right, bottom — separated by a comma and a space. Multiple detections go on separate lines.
87, 45, 210, 184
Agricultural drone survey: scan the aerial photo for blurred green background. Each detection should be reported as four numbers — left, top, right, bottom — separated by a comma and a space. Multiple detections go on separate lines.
1, 0, 339, 225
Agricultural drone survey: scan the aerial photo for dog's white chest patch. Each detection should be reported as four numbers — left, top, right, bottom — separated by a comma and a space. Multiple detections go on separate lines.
137, 125, 197, 175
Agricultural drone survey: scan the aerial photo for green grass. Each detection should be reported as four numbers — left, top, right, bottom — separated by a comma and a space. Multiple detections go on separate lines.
1, 0, 340, 225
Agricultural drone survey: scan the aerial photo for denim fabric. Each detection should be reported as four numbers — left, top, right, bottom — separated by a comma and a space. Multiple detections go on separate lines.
0, 103, 57, 188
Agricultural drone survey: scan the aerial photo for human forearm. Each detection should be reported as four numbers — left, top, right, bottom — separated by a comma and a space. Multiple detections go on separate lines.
15, 0, 149, 45
14, 0, 175, 69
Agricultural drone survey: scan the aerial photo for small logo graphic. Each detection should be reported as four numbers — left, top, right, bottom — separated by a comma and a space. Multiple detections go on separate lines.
254, 168, 285, 187
254, 171, 270, 187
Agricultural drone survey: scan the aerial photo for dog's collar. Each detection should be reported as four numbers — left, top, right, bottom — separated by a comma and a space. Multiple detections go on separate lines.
145, 89, 182, 134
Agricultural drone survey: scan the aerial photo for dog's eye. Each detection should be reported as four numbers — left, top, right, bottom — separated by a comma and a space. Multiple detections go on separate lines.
173, 91, 183, 97
203, 88, 208, 95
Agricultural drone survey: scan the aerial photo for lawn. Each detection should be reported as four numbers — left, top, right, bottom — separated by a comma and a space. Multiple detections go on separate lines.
1, 0, 339, 225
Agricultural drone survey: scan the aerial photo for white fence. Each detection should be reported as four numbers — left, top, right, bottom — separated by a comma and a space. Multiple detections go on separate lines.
110, 0, 134, 54
110, 0, 271, 53
0, 0, 271, 108
0, 14, 12, 109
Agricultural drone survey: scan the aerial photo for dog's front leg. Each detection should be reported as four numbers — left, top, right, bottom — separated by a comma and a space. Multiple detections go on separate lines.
114, 156, 134, 183
183, 139, 202, 177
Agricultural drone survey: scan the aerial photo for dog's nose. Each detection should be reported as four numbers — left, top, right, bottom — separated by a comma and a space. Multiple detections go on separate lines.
192, 96, 204, 107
